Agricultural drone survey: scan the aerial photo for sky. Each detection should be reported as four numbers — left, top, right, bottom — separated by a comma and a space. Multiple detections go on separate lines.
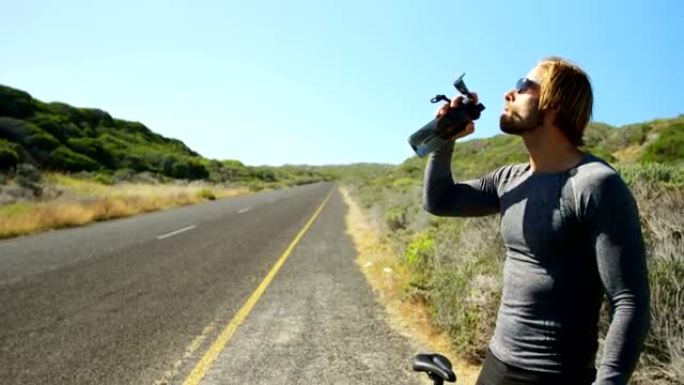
1, 0, 682, 166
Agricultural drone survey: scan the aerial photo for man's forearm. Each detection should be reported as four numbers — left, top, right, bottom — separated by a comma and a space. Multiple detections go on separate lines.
594, 296, 650, 385
422, 140, 456, 214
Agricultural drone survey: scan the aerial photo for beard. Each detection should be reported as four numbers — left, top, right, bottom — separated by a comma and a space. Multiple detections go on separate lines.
499, 107, 544, 134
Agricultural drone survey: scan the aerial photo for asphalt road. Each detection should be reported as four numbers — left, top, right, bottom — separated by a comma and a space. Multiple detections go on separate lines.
0, 182, 425, 385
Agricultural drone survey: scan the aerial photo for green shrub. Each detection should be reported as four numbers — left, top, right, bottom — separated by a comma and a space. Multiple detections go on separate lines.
67, 137, 114, 168
121, 154, 147, 172
385, 205, 408, 231
430, 265, 501, 362
93, 172, 114, 185
392, 177, 417, 188
0, 139, 21, 170
405, 230, 436, 290
614, 123, 651, 147
0, 147, 18, 170
157, 154, 209, 180
112, 168, 135, 183
196, 188, 216, 201
26, 131, 61, 151
15, 163, 43, 196
641, 123, 684, 164
245, 180, 267, 191
0, 85, 35, 118
253, 168, 277, 182
451, 135, 528, 180
405, 231, 435, 266
30, 114, 81, 141
79, 108, 114, 128
46, 146, 100, 172
617, 163, 684, 187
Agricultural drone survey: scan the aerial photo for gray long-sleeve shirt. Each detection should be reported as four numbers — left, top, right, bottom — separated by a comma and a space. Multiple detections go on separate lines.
422, 141, 650, 385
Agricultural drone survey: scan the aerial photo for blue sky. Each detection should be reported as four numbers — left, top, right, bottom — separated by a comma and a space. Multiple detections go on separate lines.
1, 0, 682, 166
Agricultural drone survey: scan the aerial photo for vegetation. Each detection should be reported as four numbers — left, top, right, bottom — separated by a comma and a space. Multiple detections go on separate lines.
0, 84, 336, 237
2, 82, 681, 383
340, 115, 684, 384
0, 174, 249, 239
0, 84, 335, 188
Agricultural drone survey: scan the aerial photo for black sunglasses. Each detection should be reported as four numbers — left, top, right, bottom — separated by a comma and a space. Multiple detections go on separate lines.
515, 77, 539, 94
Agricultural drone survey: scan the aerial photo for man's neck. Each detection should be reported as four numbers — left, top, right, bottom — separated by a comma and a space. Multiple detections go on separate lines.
522, 125, 584, 173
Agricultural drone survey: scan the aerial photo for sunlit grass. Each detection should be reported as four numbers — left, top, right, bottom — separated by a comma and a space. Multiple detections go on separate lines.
343, 169, 684, 385
45, 173, 110, 196
0, 176, 249, 239
339, 186, 482, 385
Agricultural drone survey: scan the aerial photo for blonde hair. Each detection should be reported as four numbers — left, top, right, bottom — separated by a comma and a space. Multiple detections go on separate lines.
537, 57, 593, 146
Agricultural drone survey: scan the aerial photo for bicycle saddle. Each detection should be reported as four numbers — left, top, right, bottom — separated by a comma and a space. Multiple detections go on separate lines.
412, 353, 456, 383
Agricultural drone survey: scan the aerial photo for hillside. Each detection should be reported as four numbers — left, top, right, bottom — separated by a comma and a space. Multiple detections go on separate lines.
0, 84, 336, 237
0, 85, 211, 179
336, 113, 683, 385
395, 114, 684, 182
0, 84, 334, 188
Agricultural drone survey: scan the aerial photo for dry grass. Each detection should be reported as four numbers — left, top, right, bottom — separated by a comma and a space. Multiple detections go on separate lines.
339, 186, 481, 385
347, 175, 684, 385
613, 144, 644, 163
629, 184, 684, 385
0, 176, 249, 239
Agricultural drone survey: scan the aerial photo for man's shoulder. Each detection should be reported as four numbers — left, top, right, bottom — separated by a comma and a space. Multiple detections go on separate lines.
489, 162, 530, 187
573, 153, 624, 189
572, 153, 634, 207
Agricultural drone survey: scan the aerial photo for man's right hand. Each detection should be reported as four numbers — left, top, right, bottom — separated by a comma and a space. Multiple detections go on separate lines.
435, 92, 478, 142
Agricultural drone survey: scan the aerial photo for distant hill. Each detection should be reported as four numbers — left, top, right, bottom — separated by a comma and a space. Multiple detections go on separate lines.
2, 83, 680, 185
396, 114, 684, 181
0, 85, 335, 188
0, 84, 212, 179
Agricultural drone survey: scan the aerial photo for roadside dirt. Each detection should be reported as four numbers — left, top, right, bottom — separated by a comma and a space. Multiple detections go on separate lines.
339, 186, 481, 385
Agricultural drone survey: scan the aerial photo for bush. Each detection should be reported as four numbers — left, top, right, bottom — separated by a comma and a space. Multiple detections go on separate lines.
46, 146, 101, 172
0, 139, 20, 170
0, 85, 35, 118
184, 160, 209, 180
0, 147, 19, 170
121, 154, 147, 172
78, 108, 114, 128
93, 172, 114, 185
405, 230, 436, 289
158, 154, 209, 180
15, 163, 43, 196
30, 114, 81, 141
0, 117, 27, 141
617, 163, 684, 187
641, 123, 684, 164
385, 205, 408, 231
626, 185, 684, 384
67, 137, 114, 168
254, 168, 276, 182
196, 188, 216, 201
245, 180, 267, 191
26, 131, 61, 151
112, 168, 135, 183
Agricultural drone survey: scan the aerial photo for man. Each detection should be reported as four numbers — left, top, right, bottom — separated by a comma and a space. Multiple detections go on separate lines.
422, 57, 650, 385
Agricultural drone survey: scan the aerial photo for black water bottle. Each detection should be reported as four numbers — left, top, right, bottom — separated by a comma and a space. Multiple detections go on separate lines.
408, 73, 485, 157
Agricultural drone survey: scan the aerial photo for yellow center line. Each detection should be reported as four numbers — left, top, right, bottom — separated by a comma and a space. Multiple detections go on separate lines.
182, 187, 335, 385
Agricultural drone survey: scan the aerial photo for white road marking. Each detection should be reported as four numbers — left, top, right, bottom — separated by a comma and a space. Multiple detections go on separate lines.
237, 207, 251, 214
157, 225, 197, 240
